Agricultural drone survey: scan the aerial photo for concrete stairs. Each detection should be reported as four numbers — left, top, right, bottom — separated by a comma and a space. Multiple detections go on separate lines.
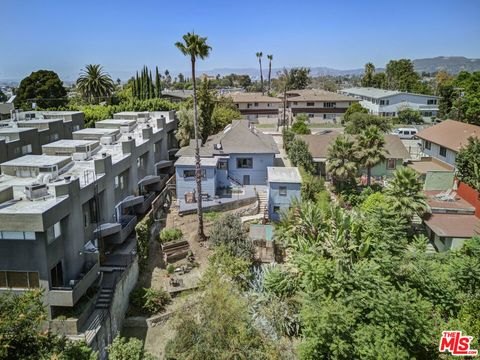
95, 288, 113, 309
242, 189, 269, 223
84, 309, 107, 345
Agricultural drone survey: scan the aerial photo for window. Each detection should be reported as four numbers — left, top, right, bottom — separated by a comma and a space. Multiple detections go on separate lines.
0, 271, 39, 289
254, 102, 259, 107
247, 103, 252, 108
323, 114, 327, 119
217, 161, 228, 170
380, 100, 385, 105
385, 100, 390, 105
279, 186, 287, 196
21, 144, 32, 155
236, 158, 253, 169
427, 99, 437, 105
273, 206, 281, 213
293, 101, 298, 105
324, 102, 336, 108
47, 221, 61, 244
424, 140, 431, 150
386, 158, 396, 170
115, 176, 119, 188
306, 102, 314, 107
439, 146, 447, 157
308, 113, 314, 118
0, 231, 35, 240
183, 169, 206, 178
73, 125, 81, 131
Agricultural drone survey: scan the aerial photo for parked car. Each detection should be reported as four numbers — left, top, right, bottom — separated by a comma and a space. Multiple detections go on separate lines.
391, 127, 418, 139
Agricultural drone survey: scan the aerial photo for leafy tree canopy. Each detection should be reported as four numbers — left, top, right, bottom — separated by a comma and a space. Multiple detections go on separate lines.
291, 114, 311, 135
15, 70, 67, 109
456, 136, 480, 191
0, 89, 7, 102
344, 112, 392, 134
287, 138, 315, 174
343, 102, 368, 122
397, 108, 423, 124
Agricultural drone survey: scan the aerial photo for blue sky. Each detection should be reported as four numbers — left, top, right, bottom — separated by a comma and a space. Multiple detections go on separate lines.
1, 0, 479, 80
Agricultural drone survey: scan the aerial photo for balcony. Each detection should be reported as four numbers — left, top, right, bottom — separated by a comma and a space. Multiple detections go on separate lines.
134, 192, 156, 214
102, 215, 137, 245
48, 256, 100, 307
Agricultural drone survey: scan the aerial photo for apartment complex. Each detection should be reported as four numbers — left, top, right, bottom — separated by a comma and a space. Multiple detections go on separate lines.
227, 92, 283, 121
0, 111, 85, 162
0, 111, 177, 325
339, 87, 440, 119
286, 89, 358, 121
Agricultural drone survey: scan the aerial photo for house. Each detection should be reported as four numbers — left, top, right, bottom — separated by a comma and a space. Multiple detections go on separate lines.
285, 89, 358, 121
0, 111, 85, 163
339, 87, 440, 119
161, 89, 194, 103
267, 167, 302, 222
416, 120, 480, 167
0, 103, 14, 120
407, 157, 455, 191
227, 92, 283, 121
298, 131, 410, 177
174, 120, 279, 206
0, 111, 178, 336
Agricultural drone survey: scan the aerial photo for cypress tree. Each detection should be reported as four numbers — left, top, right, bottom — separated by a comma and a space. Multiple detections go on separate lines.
155, 66, 162, 97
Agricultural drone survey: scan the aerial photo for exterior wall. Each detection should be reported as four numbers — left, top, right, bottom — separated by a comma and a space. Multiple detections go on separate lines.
424, 171, 455, 191
457, 182, 480, 217
421, 140, 456, 166
175, 165, 216, 199
268, 182, 301, 222
289, 100, 352, 119
228, 153, 275, 185
368, 159, 403, 178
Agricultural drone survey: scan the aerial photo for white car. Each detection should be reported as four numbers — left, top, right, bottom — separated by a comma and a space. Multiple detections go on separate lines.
391, 127, 418, 139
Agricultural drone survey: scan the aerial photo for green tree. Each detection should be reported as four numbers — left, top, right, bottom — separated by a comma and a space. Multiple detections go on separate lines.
343, 102, 368, 122
175, 32, 212, 241
344, 112, 392, 134
175, 107, 197, 147
197, 78, 215, 143
355, 126, 387, 186
267, 54, 273, 91
211, 104, 240, 133
108, 337, 155, 360
76, 64, 115, 104
286, 67, 311, 90
0, 290, 95, 360
256, 51, 264, 94
361, 62, 375, 87
327, 135, 358, 189
385, 59, 424, 93
0, 89, 7, 102
397, 108, 423, 124
15, 70, 67, 109
209, 213, 254, 260
291, 113, 311, 134
456, 137, 480, 191
288, 138, 315, 174
372, 72, 387, 88
385, 167, 428, 222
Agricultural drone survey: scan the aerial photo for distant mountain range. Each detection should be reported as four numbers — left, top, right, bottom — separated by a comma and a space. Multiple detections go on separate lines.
1, 56, 479, 85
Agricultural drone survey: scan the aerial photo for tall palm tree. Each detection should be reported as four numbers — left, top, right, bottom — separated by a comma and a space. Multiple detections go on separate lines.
385, 167, 428, 222
267, 55, 273, 91
76, 64, 114, 104
361, 62, 375, 87
327, 135, 358, 190
256, 52, 264, 94
175, 32, 211, 241
355, 126, 387, 186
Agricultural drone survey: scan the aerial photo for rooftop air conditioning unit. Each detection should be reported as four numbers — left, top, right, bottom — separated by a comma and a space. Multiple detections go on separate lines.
100, 136, 113, 145
25, 183, 49, 200
72, 152, 89, 161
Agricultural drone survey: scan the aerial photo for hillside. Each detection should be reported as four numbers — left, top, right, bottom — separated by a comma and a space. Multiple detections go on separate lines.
413, 56, 480, 74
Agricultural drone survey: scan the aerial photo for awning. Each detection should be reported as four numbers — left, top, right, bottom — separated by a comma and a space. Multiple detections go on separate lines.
94, 223, 121, 237
138, 175, 163, 187
155, 160, 173, 169
120, 195, 144, 208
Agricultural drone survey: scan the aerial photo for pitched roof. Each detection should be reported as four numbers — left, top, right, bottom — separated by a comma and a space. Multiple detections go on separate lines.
341, 87, 440, 99
416, 120, 480, 152
286, 89, 357, 102
226, 92, 282, 103
297, 132, 410, 160
176, 120, 279, 157
424, 213, 480, 238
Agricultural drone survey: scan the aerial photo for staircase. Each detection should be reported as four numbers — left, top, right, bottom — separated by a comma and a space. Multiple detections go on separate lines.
95, 288, 113, 309
227, 175, 242, 187
240, 188, 269, 223
84, 309, 107, 345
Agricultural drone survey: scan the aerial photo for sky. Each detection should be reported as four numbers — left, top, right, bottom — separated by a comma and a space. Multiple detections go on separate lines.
1, 0, 480, 81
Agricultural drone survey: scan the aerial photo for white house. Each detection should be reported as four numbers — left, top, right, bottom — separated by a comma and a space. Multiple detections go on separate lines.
339, 87, 439, 120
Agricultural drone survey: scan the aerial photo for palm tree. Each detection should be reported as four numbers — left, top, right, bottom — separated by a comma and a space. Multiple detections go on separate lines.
256, 52, 264, 94
361, 62, 375, 87
326, 135, 358, 190
76, 64, 114, 104
267, 55, 273, 91
385, 167, 428, 222
175, 32, 211, 241
355, 126, 388, 186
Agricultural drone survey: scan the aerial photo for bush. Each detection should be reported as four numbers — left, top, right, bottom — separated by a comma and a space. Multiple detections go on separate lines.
167, 264, 175, 274
130, 287, 171, 315
209, 214, 254, 261
108, 336, 155, 360
287, 139, 315, 174
301, 171, 325, 202
159, 228, 183, 243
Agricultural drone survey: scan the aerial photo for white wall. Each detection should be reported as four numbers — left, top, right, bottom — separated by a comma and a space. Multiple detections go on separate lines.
421, 139, 457, 166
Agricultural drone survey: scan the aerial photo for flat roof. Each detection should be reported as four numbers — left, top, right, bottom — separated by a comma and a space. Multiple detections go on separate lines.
407, 158, 454, 174
267, 166, 302, 183
341, 87, 440, 99
424, 213, 480, 238
175, 157, 218, 167
1, 154, 71, 167
73, 128, 119, 135
96, 119, 136, 125
0, 127, 36, 134
42, 139, 98, 148
425, 190, 476, 212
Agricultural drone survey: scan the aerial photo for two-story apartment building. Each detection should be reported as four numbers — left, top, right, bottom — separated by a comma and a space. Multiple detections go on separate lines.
339, 87, 440, 119
0, 111, 85, 163
175, 120, 278, 203
0, 111, 177, 326
227, 92, 282, 121
286, 89, 358, 121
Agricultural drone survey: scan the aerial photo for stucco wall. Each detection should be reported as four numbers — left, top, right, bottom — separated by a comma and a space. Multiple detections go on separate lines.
228, 153, 275, 185
268, 182, 301, 222
424, 171, 455, 191
422, 140, 456, 166
175, 165, 216, 199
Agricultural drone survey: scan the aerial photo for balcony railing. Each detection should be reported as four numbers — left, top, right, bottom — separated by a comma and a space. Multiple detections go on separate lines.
48, 258, 100, 307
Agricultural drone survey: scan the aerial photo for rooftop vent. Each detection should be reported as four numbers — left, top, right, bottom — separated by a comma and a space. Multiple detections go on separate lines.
214, 143, 222, 150
25, 183, 49, 200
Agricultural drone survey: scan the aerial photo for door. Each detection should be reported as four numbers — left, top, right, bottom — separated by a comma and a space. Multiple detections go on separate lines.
50, 261, 63, 287
243, 175, 250, 185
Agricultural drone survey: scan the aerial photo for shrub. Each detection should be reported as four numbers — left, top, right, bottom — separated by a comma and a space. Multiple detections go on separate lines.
130, 287, 171, 315
301, 171, 325, 202
167, 264, 175, 274
108, 336, 155, 360
159, 228, 183, 243
209, 214, 254, 260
